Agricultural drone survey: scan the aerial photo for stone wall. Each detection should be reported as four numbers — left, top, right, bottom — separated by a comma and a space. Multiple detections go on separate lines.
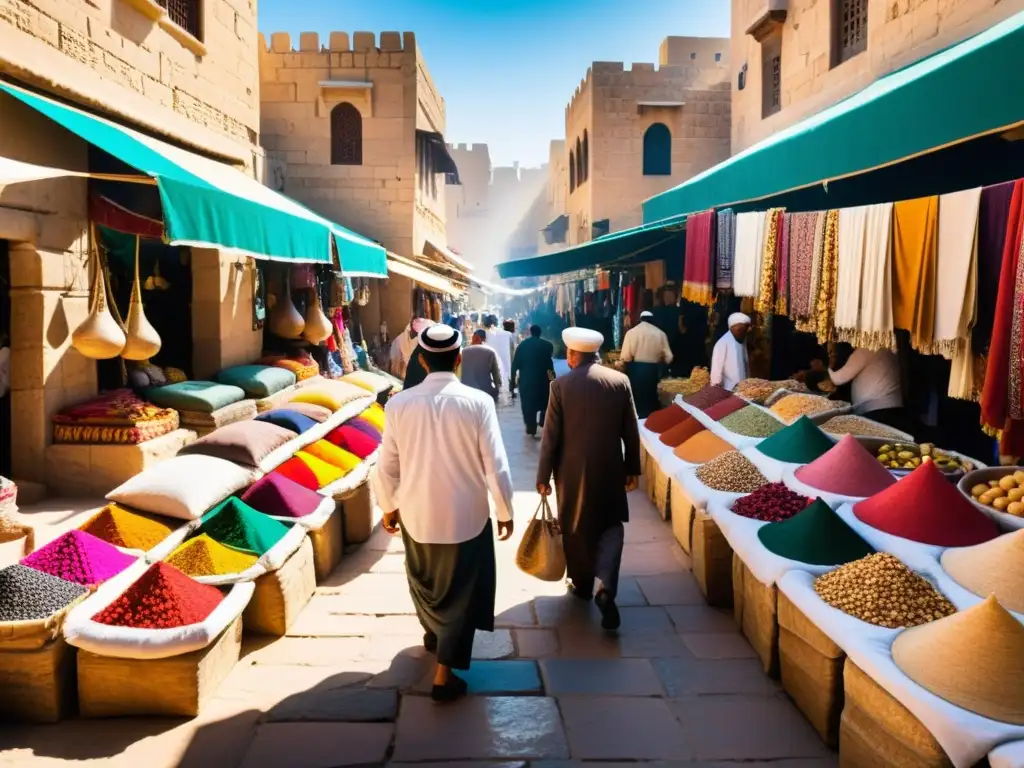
730, 0, 1024, 152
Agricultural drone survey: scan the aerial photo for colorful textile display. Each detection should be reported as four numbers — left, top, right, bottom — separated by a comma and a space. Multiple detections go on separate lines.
682, 210, 716, 306
835, 203, 895, 351
715, 208, 736, 291
788, 212, 825, 329
733, 211, 767, 298
941, 530, 1024, 613
93, 562, 224, 629
270, 356, 320, 381
811, 210, 840, 344
21, 530, 135, 586
774, 212, 791, 315
52, 389, 179, 445
892, 195, 940, 352
974, 181, 1016, 352
757, 498, 874, 566
754, 209, 784, 315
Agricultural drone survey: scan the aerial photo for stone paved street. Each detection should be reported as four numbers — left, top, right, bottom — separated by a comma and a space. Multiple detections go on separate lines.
0, 402, 837, 767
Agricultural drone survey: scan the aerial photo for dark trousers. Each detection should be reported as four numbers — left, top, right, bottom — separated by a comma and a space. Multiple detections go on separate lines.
567, 523, 625, 599
522, 398, 546, 436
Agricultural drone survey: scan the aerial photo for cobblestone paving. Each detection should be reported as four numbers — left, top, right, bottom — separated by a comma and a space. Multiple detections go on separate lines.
0, 401, 837, 767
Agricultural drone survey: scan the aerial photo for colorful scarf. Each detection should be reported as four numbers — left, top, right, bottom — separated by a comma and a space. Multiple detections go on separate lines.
716, 209, 736, 291
974, 181, 1016, 353
788, 212, 822, 326
981, 180, 1024, 441
682, 210, 716, 306
733, 211, 767, 298
754, 209, 784, 315
812, 210, 840, 345
835, 203, 895, 351
775, 213, 791, 316
892, 196, 940, 353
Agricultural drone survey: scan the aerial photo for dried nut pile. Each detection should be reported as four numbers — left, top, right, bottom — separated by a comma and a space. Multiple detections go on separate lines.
814, 553, 956, 628
731, 483, 811, 522
770, 394, 848, 422
970, 470, 1024, 517
733, 378, 776, 403
658, 367, 711, 405
719, 405, 784, 437
818, 415, 908, 440
0, 564, 88, 622
696, 451, 768, 493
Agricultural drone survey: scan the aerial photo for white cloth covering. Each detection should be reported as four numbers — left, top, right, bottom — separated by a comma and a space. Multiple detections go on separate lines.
373, 372, 513, 544
710, 331, 749, 391
989, 740, 1024, 768
835, 203, 895, 349
620, 321, 673, 364
828, 348, 903, 414
733, 212, 767, 298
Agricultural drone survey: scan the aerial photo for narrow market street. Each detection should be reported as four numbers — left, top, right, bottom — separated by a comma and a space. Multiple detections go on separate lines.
2, 401, 835, 768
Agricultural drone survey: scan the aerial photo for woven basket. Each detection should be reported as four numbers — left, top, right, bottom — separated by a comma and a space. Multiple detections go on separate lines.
691, 510, 733, 608
0, 636, 77, 723
0, 594, 88, 651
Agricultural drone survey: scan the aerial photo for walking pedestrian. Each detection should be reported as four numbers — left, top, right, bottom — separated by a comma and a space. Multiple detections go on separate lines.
503, 319, 518, 401
374, 324, 515, 703
461, 329, 502, 402
483, 315, 514, 399
510, 324, 555, 437
619, 310, 673, 418
536, 327, 641, 630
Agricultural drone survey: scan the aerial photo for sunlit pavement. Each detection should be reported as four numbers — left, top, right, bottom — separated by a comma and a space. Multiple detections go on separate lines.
0, 401, 836, 767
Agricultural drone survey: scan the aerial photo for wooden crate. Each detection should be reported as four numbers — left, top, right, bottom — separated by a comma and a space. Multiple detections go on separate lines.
840, 660, 957, 768
670, 481, 696, 554
244, 536, 316, 636
732, 552, 745, 627
653, 461, 672, 521
308, 505, 344, 583
778, 591, 845, 748
337, 481, 374, 545
691, 510, 733, 608
0, 637, 77, 722
77, 617, 242, 718
738, 558, 779, 678
644, 450, 658, 504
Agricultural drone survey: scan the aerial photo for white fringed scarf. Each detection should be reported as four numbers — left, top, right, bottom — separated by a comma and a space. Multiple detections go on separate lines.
733, 211, 767, 298
835, 203, 895, 351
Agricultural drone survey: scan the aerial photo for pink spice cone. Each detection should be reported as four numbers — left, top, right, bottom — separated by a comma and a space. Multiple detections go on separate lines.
21, 530, 136, 586
794, 434, 896, 497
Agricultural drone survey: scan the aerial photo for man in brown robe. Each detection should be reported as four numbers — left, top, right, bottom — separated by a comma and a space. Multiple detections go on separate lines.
536, 327, 641, 630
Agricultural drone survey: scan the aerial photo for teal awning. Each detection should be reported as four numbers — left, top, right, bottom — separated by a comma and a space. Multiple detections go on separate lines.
496, 217, 685, 279
643, 11, 1024, 223
0, 81, 387, 275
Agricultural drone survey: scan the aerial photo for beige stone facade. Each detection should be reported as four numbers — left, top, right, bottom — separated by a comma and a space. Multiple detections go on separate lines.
562, 36, 732, 245
730, 0, 1024, 153
258, 30, 450, 338
0, 0, 263, 495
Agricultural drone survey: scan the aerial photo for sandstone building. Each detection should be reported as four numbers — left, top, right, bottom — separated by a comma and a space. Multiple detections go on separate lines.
1, 0, 266, 497
259, 30, 459, 338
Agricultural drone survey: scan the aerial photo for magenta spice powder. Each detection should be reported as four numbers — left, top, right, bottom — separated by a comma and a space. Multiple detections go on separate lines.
21, 530, 136, 586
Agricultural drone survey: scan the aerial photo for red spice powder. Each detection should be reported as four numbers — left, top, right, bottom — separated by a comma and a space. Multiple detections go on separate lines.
659, 417, 703, 447
794, 434, 896, 497
854, 461, 1000, 547
703, 396, 748, 421
645, 404, 687, 434
684, 385, 732, 409
93, 562, 225, 630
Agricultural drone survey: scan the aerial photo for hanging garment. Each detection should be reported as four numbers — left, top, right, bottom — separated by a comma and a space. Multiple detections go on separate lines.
975, 181, 1016, 353
788, 212, 823, 327
892, 196, 940, 352
644, 260, 666, 292
682, 210, 716, 306
812, 210, 840, 345
754, 209, 784, 315
733, 211, 767, 298
775, 213, 791, 316
715, 209, 736, 292
834, 203, 895, 351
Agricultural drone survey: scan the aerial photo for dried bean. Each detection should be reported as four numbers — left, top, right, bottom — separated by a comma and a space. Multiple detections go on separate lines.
695, 451, 767, 493
818, 415, 908, 440
719, 406, 784, 438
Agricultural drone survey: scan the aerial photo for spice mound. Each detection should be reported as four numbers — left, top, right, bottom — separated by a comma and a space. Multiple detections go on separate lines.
79, 503, 176, 552
756, 416, 835, 464
166, 534, 259, 577
658, 367, 710, 405
200, 497, 289, 556
0, 564, 89, 622
757, 498, 874, 566
684, 385, 732, 410
719, 405, 783, 438
819, 415, 909, 440
941, 530, 1024, 613
794, 434, 895, 497
645, 404, 688, 434
659, 416, 702, 448
20, 530, 136, 587
94, 562, 225, 629
703, 396, 748, 421
731, 483, 811, 522
695, 451, 767, 493
814, 553, 955, 629
674, 431, 734, 464
770, 394, 846, 422
733, 379, 778, 404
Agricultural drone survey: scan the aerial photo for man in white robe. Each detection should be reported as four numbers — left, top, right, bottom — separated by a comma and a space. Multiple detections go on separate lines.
710, 312, 751, 391
483, 315, 514, 396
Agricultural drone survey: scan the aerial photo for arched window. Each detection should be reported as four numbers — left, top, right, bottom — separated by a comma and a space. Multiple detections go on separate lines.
569, 149, 576, 192
575, 137, 583, 186
642, 123, 672, 176
582, 130, 589, 182
330, 102, 362, 165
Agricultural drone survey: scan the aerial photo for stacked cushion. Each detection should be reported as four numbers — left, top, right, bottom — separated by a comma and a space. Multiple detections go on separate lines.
216, 365, 297, 399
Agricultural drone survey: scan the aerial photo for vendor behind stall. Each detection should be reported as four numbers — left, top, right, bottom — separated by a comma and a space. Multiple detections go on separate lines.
710, 313, 751, 391
619, 310, 673, 418
827, 348, 907, 429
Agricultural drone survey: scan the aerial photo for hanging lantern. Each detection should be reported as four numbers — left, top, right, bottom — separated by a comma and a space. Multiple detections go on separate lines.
269, 267, 305, 339
121, 236, 162, 361
72, 231, 127, 360
356, 281, 370, 306
302, 287, 332, 344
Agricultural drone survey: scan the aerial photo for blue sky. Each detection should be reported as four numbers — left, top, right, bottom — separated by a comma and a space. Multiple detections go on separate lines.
258, 0, 730, 168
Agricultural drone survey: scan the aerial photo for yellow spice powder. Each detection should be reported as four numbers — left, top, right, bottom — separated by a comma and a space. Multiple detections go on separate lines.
165, 534, 259, 577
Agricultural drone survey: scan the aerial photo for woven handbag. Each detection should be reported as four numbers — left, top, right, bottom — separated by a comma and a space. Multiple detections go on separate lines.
515, 497, 566, 581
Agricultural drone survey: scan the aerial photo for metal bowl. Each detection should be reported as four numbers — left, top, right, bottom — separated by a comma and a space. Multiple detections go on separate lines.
957, 467, 1024, 531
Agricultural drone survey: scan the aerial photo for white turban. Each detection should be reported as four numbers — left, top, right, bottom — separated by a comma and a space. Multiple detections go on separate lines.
728, 312, 752, 328
562, 327, 603, 353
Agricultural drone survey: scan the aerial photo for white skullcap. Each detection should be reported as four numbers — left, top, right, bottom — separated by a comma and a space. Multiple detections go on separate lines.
640, 310, 654, 318
562, 327, 603, 354
728, 312, 752, 328
419, 324, 461, 352
411, 317, 434, 334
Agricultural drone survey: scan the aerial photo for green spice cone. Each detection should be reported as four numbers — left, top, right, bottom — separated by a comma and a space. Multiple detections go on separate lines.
757, 498, 874, 566
755, 415, 836, 463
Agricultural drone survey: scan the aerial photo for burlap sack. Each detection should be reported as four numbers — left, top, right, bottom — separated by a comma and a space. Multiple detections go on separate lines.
516, 498, 566, 582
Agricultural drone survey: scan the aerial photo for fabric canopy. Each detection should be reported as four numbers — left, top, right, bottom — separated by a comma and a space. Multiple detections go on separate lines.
0, 156, 89, 186
495, 216, 686, 279
0, 82, 388, 275
643, 10, 1024, 223
386, 255, 460, 295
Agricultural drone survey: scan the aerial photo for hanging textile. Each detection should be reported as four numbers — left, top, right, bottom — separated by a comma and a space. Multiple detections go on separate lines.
774, 213, 791, 316
834, 203, 895, 351
981, 180, 1024, 441
754, 209, 784, 315
682, 210, 716, 306
975, 181, 1017, 353
811, 210, 840, 345
788, 212, 823, 328
733, 211, 767, 298
715, 208, 736, 292
644, 260, 666, 292
892, 195, 940, 352
88, 193, 164, 240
